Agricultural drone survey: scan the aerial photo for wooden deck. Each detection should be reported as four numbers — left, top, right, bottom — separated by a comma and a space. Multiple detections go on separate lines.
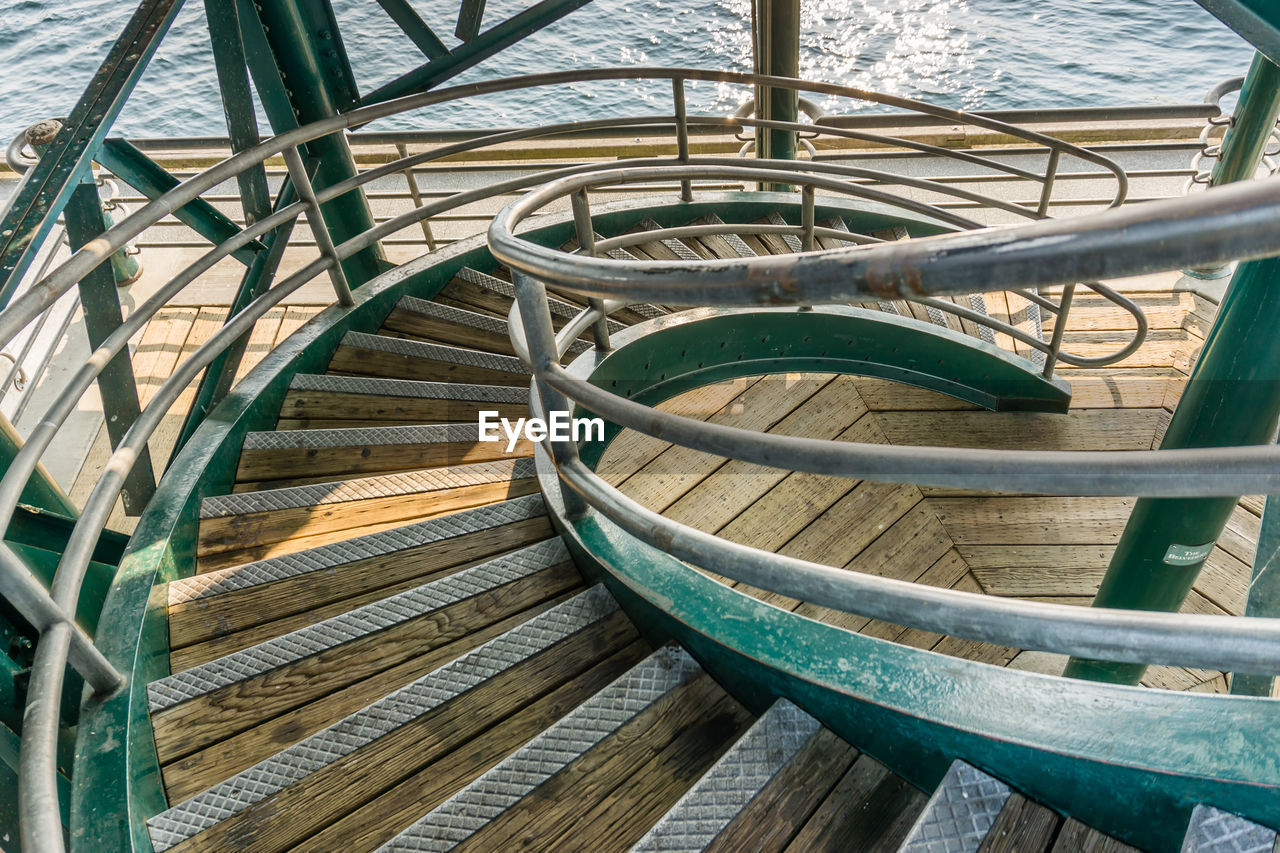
598, 287, 1253, 693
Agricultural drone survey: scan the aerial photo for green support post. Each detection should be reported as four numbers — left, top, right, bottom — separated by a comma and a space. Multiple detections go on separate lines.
1065, 52, 1280, 685
1213, 53, 1280, 185
60, 179, 157, 515
1065, 255, 1280, 684
0, 417, 76, 519
245, 0, 386, 285
752, 0, 799, 191
1231, 492, 1280, 696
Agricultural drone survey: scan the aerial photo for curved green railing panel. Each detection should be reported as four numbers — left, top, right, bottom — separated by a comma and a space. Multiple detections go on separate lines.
575, 305, 1071, 468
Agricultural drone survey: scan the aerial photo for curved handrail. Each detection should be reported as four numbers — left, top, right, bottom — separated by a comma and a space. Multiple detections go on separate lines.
0, 66, 1241, 851
491, 163, 1280, 305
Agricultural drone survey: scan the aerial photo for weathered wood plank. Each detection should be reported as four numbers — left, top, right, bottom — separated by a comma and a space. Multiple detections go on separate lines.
168, 515, 553, 649
166, 611, 638, 853
705, 727, 857, 853
162, 591, 584, 801
976, 794, 1062, 853
930, 497, 1135, 545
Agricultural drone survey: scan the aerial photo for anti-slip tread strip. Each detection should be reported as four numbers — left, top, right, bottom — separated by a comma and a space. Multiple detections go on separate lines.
146, 586, 619, 852
287, 373, 529, 404
340, 331, 526, 374
170, 494, 546, 605
375, 645, 702, 853
149, 539, 570, 712
200, 458, 538, 518
629, 698, 821, 853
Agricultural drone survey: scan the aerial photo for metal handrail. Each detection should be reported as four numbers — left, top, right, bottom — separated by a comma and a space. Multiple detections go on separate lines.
0, 67, 1243, 850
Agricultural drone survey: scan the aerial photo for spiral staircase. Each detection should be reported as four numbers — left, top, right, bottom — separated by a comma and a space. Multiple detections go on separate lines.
4, 5, 1280, 849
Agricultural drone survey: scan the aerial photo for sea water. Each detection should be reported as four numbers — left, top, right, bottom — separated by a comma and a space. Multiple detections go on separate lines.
0, 0, 1256, 141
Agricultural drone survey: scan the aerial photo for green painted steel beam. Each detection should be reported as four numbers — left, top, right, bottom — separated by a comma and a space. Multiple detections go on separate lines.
1066, 49, 1280, 686
1195, 0, 1280, 67
456, 0, 488, 42
1231, 491, 1280, 696
94, 139, 265, 263
247, 0, 386, 285
375, 0, 450, 60
60, 181, 157, 515
1212, 53, 1280, 185
752, 0, 799, 186
5, 505, 128, 567
361, 0, 598, 105
205, 0, 273, 226
0, 0, 185, 306
0, 416, 76, 519
1065, 256, 1280, 684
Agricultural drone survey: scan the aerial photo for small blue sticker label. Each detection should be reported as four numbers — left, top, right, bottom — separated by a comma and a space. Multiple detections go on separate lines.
1163, 542, 1214, 566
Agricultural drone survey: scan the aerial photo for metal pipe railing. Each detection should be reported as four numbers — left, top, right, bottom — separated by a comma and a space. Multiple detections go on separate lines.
0, 67, 1267, 851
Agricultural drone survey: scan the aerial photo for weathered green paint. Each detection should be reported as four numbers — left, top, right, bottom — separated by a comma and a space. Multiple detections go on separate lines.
1067, 255, 1280, 685
1231, 490, 1280, 696
375, 0, 449, 59
206, 0, 273, 226
536, 308, 1280, 852
95, 139, 265, 263
752, 0, 799, 190
0, 0, 185, 304
5, 542, 115, 636
246, 0, 386, 284
1195, 0, 1280, 66
61, 180, 157, 515
5, 505, 127, 567
361, 0, 599, 105
0, 415, 77, 518
1212, 52, 1280, 186
574, 307, 1070, 467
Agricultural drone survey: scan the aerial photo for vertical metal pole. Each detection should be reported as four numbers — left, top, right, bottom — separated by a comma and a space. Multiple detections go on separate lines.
800, 184, 815, 252
1040, 282, 1075, 379
284, 147, 354, 306
1065, 255, 1280, 684
1036, 148, 1061, 218
1212, 53, 1280, 186
513, 272, 589, 520
569, 190, 610, 350
395, 143, 438, 250
752, 0, 799, 191
672, 78, 693, 203
1231, 493, 1280, 696
1188, 52, 1280, 277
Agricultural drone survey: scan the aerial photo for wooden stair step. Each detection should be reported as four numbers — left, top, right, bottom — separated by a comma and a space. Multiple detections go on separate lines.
329, 331, 527, 385
900, 760, 1012, 853
277, 373, 529, 428
199, 457, 539, 568
168, 494, 551, 651
783, 752, 926, 852
151, 539, 579, 767
162, 592, 589, 804
631, 698, 823, 852
146, 586, 633, 853
698, 213, 758, 259
378, 645, 705, 851
383, 295, 591, 358
435, 268, 630, 333
235, 422, 532, 486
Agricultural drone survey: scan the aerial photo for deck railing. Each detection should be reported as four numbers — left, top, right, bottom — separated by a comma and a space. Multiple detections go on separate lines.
497, 160, 1280, 675
0, 68, 1271, 851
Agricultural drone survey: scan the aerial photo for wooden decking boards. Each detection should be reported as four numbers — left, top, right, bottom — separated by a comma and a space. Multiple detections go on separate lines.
150, 213, 1231, 852
598, 287, 1252, 692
